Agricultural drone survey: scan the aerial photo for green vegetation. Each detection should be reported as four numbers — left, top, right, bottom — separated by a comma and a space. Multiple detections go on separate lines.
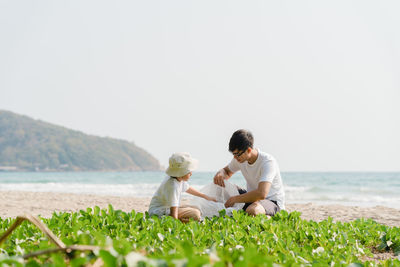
1, 206, 399, 266
0, 110, 161, 171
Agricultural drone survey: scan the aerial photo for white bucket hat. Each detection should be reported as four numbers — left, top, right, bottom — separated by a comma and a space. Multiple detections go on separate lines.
165, 152, 198, 177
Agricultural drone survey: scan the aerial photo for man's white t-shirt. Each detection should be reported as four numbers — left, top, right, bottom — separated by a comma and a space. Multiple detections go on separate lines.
148, 176, 190, 216
228, 149, 285, 210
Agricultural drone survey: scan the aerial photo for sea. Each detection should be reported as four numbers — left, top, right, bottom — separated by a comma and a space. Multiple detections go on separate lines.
0, 172, 399, 209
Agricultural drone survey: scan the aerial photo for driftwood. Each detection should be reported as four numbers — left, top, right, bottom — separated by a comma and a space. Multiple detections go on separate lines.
0, 214, 102, 265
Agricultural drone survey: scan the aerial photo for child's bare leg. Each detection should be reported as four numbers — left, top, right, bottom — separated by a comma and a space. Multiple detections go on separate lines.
178, 207, 201, 222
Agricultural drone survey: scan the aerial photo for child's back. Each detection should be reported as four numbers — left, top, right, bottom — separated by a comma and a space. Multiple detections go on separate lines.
148, 176, 189, 216
147, 152, 216, 222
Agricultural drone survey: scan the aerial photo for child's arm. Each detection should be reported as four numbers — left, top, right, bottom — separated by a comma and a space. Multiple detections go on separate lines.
170, 206, 178, 219
186, 187, 217, 202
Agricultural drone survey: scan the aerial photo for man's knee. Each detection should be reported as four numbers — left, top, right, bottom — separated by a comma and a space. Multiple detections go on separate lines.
245, 203, 265, 216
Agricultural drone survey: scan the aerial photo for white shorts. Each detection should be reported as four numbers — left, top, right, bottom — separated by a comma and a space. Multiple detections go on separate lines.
148, 206, 170, 217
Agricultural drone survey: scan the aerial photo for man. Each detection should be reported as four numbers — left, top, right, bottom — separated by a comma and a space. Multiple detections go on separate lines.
213, 129, 285, 216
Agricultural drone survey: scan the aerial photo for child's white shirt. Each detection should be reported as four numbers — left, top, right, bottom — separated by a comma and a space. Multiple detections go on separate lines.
148, 176, 190, 216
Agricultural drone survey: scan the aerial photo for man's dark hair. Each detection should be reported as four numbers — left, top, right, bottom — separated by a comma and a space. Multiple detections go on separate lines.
229, 129, 254, 152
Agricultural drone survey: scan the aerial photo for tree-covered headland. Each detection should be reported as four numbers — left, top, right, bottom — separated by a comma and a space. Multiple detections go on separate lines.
0, 110, 161, 171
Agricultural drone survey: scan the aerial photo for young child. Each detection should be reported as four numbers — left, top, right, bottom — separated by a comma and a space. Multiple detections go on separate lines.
148, 152, 216, 222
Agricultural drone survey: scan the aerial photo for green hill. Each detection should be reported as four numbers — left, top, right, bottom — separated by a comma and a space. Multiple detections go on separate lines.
0, 110, 162, 171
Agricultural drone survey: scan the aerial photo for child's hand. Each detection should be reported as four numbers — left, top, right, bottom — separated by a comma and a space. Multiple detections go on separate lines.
205, 196, 217, 202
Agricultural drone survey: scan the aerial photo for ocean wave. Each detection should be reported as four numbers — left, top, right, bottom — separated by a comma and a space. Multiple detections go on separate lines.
0, 183, 159, 197
283, 185, 311, 192
359, 186, 398, 195
1, 182, 399, 208
286, 192, 400, 208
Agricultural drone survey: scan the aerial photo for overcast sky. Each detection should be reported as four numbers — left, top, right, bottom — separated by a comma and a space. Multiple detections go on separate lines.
1, 1, 399, 171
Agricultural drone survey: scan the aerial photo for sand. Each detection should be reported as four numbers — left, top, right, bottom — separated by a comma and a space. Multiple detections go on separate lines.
1, 191, 400, 227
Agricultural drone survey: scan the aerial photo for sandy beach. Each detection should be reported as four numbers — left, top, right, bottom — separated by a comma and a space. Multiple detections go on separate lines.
1, 191, 400, 227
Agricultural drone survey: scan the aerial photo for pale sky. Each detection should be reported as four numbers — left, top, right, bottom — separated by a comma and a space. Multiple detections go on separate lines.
1, 1, 399, 171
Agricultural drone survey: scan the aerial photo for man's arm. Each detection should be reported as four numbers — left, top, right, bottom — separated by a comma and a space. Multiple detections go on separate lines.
213, 166, 234, 187
225, 181, 271, 208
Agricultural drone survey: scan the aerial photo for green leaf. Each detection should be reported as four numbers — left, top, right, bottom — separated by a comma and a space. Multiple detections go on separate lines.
113, 238, 132, 256
94, 206, 100, 216
108, 204, 114, 215
70, 257, 88, 267
51, 253, 67, 267
25, 259, 41, 267
99, 250, 117, 267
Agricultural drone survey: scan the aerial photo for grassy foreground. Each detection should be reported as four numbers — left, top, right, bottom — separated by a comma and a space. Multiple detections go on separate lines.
1, 205, 400, 266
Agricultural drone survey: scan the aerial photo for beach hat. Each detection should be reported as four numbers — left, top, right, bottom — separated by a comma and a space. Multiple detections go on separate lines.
166, 152, 198, 177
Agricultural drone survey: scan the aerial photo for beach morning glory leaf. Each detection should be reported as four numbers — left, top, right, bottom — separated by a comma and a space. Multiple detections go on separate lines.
312, 247, 324, 254
157, 233, 165, 241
